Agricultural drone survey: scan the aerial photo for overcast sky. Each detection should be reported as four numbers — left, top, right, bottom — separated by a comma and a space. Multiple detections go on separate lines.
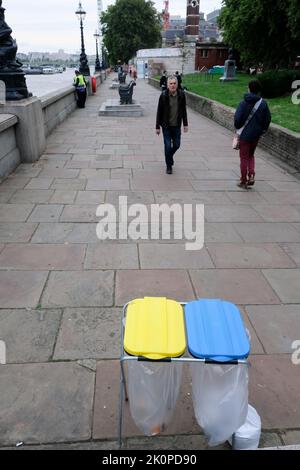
4, 1, 222, 55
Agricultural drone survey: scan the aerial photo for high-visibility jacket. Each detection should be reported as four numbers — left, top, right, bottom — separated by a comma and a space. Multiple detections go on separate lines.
74, 74, 87, 89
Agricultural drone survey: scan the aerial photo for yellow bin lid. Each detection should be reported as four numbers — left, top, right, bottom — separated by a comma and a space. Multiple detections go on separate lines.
124, 297, 186, 360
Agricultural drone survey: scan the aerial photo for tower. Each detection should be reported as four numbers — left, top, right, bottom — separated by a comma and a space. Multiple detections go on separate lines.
162, 0, 170, 31
185, 0, 200, 38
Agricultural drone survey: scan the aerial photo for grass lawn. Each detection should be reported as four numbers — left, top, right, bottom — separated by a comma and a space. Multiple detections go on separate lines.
180, 73, 300, 133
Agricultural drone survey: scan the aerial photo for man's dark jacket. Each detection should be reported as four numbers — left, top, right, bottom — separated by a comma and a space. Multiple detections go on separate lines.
156, 90, 188, 129
234, 92, 271, 141
159, 75, 167, 89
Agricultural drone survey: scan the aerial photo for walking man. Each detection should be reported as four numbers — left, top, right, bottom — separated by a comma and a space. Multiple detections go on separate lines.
156, 76, 188, 174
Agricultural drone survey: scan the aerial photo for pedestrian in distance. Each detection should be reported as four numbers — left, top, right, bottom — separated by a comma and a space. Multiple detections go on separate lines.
234, 80, 271, 188
159, 70, 167, 91
175, 71, 182, 90
73, 69, 87, 109
156, 75, 188, 174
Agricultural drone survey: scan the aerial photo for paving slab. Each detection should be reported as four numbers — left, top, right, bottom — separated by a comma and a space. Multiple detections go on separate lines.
246, 304, 300, 353
251, 205, 300, 223
85, 244, 139, 269
0, 309, 62, 363
189, 269, 280, 305
249, 355, 300, 429
139, 244, 213, 269
154, 191, 232, 205
0, 189, 17, 203
24, 177, 54, 190
205, 205, 263, 222
262, 269, 300, 303
0, 176, 30, 189
233, 222, 300, 243
206, 243, 295, 269
41, 270, 114, 308
50, 178, 86, 190
116, 269, 195, 306
9, 189, 54, 204
0, 271, 48, 308
131, 176, 193, 191
105, 190, 155, 205
53, 307, 121, 360
0, 244, 85, 270
0, 363, 94, 446
0, 223, 37, 243
31, 222, 98, 244
86, 178, 130, 191
13, 165, 42, 178
204, 223, 244, 243
75, 190, 105, 205
280, 243, 300, 266
60, 205, 100, 223
281, 430, 300, 446
0, 203, 34, 222
49, 190, 77, 204
27, 204, 63, 222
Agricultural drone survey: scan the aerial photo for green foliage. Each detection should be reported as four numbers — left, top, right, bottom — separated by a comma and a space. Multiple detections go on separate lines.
258, 70, 300, 98
218, 0, 300, 69
101, 0, 161, 64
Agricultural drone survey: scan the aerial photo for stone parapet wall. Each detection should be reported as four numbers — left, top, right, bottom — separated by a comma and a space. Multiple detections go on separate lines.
149, 78, 300, 171
0, 114, 20, 178
41, 86, 77, 137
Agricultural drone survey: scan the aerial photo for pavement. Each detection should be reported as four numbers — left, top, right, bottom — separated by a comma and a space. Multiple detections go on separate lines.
0, 74, 300, 450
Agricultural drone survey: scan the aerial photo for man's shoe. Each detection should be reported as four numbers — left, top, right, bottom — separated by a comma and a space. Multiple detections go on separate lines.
166, 167, 172, 174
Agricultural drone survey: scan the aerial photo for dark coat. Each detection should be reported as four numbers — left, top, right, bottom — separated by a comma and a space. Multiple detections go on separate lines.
234, 92, 271, 141
160, 75, 167, 89
156, 90, 188, 129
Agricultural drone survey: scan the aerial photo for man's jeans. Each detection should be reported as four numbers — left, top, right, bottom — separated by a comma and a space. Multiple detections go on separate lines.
162, 126, 181, 168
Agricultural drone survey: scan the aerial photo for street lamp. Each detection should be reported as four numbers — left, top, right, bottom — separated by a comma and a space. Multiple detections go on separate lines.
93, 31, 101, 72
75, 1, 90, 76
0, 0, 31, 100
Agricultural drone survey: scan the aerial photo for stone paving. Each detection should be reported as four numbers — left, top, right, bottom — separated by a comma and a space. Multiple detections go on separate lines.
0, 74, 300, 450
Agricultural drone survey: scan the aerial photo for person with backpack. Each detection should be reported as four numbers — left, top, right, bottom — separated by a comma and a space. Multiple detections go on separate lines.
234, 80, 271, 188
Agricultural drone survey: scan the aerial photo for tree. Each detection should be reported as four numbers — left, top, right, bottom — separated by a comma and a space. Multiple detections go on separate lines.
218, 0, 300, 69
101, 0, 161, 64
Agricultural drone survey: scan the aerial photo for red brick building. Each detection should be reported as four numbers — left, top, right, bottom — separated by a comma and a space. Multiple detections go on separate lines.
195, 43, 229, 70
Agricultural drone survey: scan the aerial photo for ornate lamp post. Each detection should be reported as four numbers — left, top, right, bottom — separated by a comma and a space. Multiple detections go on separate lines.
93, 31, 101, 72
0, 0, 30, 100
75, 1, 90, 76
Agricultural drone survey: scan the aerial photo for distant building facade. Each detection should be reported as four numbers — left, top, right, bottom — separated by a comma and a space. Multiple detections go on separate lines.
195, 42, 229, 70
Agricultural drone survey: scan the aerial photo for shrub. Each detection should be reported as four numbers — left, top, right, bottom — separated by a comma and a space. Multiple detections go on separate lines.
258, 70, 300, 98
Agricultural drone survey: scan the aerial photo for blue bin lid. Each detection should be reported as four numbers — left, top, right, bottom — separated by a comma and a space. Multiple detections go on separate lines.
184, 299, 250, 362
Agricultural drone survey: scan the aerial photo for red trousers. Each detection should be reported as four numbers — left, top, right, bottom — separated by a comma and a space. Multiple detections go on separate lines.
239, 140, 258, 183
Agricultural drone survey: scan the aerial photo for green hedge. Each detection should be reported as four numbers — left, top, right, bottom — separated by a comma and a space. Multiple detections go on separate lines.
258, 70, 300, 98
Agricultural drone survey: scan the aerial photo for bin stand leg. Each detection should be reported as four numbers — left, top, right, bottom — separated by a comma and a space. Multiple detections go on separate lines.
118, 360, 128, 449
118, 366, 124, 449
121, 359, 129, 401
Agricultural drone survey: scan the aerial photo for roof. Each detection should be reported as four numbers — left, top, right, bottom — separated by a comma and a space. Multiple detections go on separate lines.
137, 47, 182, 58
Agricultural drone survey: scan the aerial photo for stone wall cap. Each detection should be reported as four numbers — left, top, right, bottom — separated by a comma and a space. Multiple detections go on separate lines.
0, 113, 18, 133
41, 86, 75, 108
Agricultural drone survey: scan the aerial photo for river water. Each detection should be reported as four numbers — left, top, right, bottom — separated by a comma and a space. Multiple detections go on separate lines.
25, 67, 96, 98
